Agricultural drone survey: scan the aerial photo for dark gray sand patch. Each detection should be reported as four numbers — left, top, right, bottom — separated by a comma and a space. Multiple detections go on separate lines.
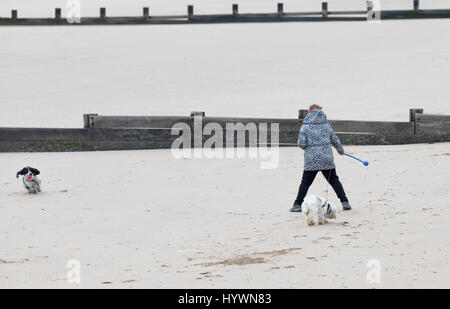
200, 247, 301, 267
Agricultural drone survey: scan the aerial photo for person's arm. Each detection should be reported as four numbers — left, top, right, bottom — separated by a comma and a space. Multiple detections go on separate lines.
329, 124, 344, 155
297, 126, 308, 150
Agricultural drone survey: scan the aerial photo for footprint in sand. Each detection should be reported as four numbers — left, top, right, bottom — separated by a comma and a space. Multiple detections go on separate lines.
318, 236, 332, 240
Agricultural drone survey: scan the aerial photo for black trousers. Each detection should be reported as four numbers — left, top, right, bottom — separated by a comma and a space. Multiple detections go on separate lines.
294, 169, 348, 205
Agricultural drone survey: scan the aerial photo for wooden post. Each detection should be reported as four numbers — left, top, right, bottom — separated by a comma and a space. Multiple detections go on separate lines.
367, 1, 373, 12
322, 2, 328, 19
191, 111, 205, 149
409, 108, 423, 134
187, 5, 194, 20
409, 108, 424, 122
143, 7, 149, 18
55, 8, 62, 21
232, 4, 239, 17
11, 10, 18, 20
414, 0, 419, 12
191, 111, 205, 117
277, 3, 284, 17
83, 114, 98, 128
298, 109, 308, 119
100, 7, 106, 19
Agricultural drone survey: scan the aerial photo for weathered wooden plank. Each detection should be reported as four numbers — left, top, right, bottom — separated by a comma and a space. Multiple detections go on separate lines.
191, 13, 279, 21
381, 9, 450, 19
328, 11, 367, 15
416, 123, 450, 136
147, 15, 187, 20
1, 131, 448, 153
416, 114, 450, 123
338, 133, 450, 145
283, 12, 322, 16
89, 115, 192, 128
329, 120, 414, 135
90, 128, 178, 141
89, 115, 300, 131
207, 118, 414, 136
0, 127, 177, 142
196, 131, 450, 147
203, 117, 301, 132
274, 131, 450, 146
0, 140, 176, 153
0, 128, 92, 141
87, 114, 415, 135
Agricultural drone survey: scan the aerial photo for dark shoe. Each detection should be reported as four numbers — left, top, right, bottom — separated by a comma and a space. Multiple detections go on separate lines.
290, 202, 302, 212
342, 201, 352, 211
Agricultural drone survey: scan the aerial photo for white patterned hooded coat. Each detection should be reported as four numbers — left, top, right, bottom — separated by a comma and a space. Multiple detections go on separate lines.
297, 109, 344, 171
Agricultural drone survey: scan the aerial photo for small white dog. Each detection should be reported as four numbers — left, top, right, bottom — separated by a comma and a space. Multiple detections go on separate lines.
303, 195, 336, 226
16, 166, 42, 194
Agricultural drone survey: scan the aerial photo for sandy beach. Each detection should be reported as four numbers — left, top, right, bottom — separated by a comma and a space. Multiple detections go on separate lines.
1, 143, 449, 288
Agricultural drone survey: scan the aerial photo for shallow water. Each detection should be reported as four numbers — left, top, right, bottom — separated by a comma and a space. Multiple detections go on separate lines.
1, 2, 449, 127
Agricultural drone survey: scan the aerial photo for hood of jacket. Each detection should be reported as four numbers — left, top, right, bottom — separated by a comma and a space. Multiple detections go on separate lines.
303, 109, 328, 124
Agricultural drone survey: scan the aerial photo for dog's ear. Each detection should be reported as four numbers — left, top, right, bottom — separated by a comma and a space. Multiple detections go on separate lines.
30, 168, 40, 175
16, 168, 27, 178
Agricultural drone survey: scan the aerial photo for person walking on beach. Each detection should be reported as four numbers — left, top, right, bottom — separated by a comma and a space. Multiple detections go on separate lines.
290, 104, 351, 212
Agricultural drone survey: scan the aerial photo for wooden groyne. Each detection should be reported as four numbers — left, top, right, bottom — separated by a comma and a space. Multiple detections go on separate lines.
1, 1, 449, 26
0, 109, 449, 153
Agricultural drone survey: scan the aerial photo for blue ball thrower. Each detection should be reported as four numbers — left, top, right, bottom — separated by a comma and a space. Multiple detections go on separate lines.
344, 153, 369, 166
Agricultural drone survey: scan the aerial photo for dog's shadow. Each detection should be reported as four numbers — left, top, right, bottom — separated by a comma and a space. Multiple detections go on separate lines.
6, 189, 68, 197
6, 191, 44, 197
